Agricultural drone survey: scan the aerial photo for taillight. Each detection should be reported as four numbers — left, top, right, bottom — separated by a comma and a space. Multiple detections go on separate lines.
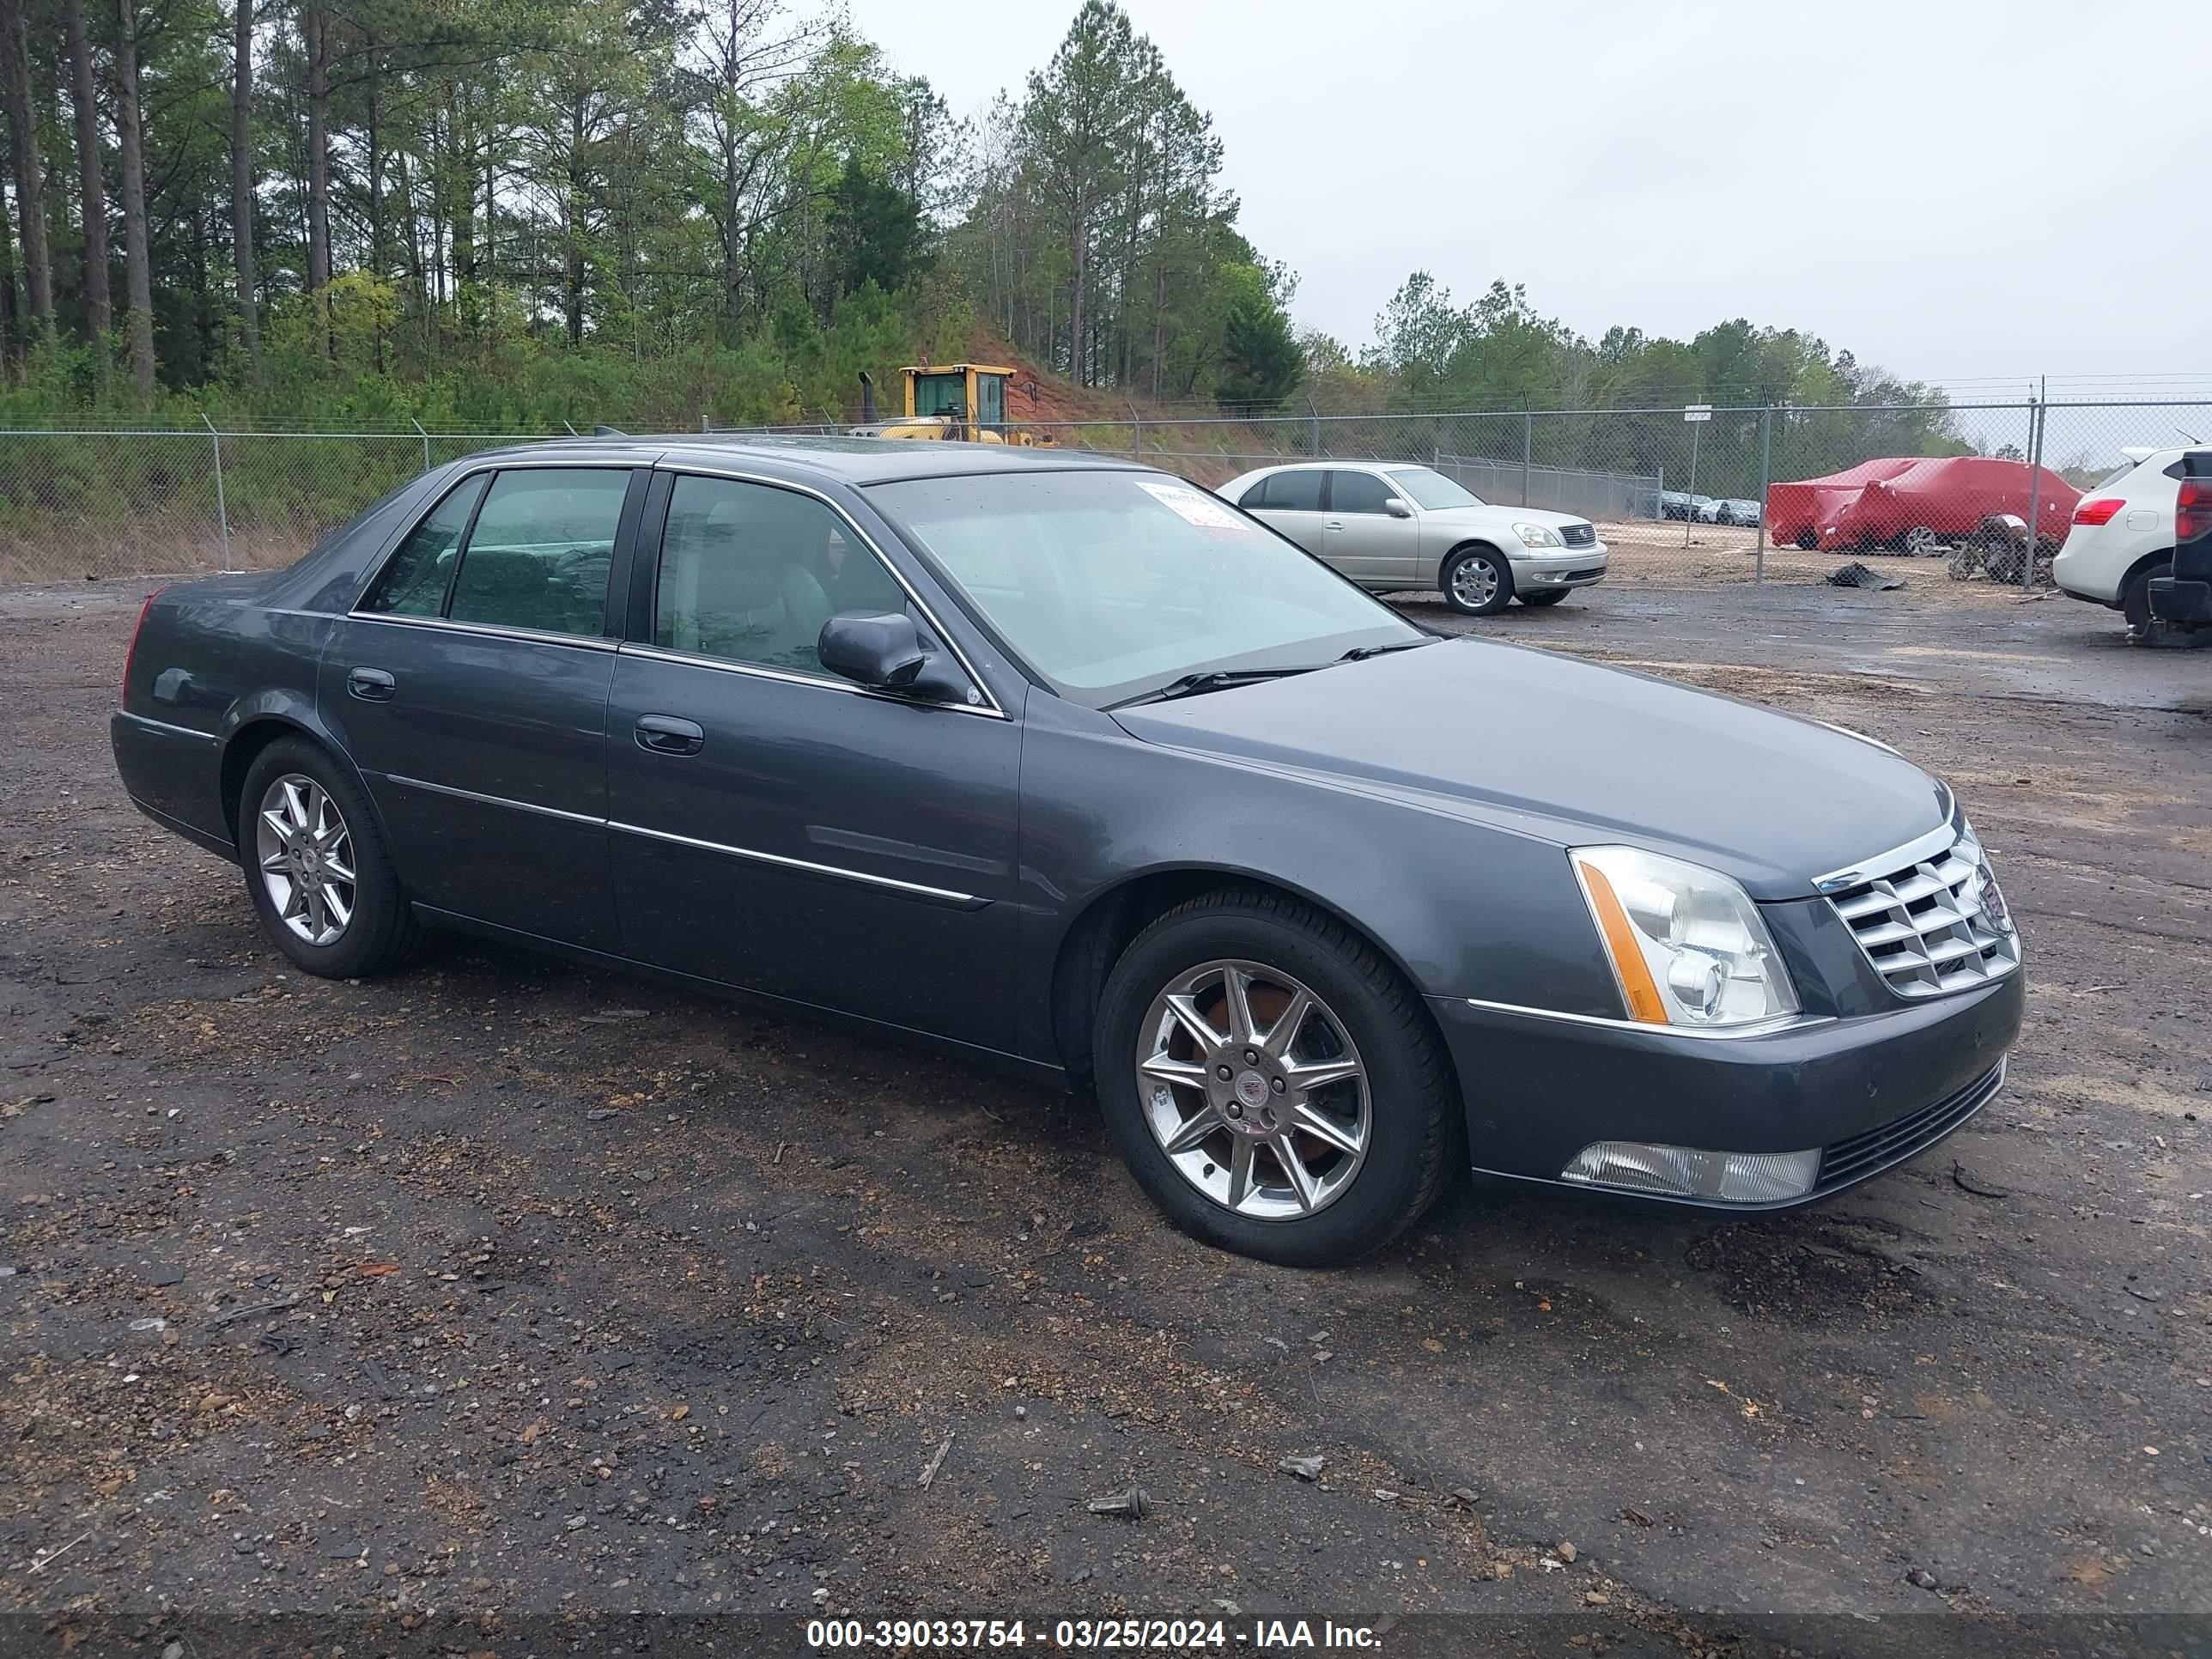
121, 586, 164, 705
2180, 479, 2212, 544
2071, 496, 2124, 526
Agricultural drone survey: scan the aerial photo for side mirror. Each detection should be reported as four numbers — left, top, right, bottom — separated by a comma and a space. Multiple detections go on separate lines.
1384, 497, 1413, 519
817, 612, 971, 704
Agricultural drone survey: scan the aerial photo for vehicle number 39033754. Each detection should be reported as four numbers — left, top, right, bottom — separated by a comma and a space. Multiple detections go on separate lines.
805, 1619, 1231, 1649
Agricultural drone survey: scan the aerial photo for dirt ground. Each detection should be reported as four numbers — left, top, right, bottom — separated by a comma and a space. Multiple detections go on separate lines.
1, 573, 2207, 1656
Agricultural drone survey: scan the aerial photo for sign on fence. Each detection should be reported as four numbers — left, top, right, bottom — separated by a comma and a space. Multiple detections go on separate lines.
1682, 404, 1713, 423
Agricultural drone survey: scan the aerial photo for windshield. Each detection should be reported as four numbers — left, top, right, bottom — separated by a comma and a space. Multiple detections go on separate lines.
1386, 466, 1484, 510
869, 470, 1422, 707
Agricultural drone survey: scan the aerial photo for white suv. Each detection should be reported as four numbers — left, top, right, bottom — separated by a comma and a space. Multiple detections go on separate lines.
2052, 447, 2189, 640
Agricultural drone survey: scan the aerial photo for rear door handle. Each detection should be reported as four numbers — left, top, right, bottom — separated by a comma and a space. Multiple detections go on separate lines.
347, 666, 397, 702
635, 714, 704, 757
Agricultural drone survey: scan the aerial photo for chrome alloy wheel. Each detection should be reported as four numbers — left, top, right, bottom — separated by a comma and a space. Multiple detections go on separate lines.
254, 774, 356, 947
1134, 959, 1371, 1221
1449, 554, 1500, 610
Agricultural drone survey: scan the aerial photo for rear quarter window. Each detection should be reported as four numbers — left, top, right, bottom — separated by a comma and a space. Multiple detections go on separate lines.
360, 474, 489, 617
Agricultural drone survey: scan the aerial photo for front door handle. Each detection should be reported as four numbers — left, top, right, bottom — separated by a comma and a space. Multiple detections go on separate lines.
347, 666, 397, 702
1323, 519, 1344, 531
635, 714, 704, 757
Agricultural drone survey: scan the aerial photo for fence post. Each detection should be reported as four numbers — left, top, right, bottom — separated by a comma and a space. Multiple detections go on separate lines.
1754, 404, 1773, 584
410, 416, 431, 473
1521, 410, 1533, 508
2021, 380, 2045, 589
204, 415, 235, 575
1309, 397, 1321, 459
1129, 404, 1141, 461
1681, 419, 1702, 549
1656, 463, 1665, 523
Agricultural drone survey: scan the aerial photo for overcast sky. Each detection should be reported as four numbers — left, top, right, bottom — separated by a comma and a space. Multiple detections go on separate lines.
836, 0, 2206, 404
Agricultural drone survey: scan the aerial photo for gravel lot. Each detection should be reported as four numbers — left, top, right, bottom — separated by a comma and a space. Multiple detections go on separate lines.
1, 574, 2206, 1654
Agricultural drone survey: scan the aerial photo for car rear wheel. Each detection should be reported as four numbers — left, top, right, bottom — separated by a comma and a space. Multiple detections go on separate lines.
240, 737, 421, 978
2122, 559, 2173, 645
1522, 589, 1570, 607
1091, 890, 1459, 1267
1441, 545, 1513, 616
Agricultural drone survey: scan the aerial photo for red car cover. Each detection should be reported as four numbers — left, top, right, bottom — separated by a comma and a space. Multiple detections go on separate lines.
1765, 456, 2081, 551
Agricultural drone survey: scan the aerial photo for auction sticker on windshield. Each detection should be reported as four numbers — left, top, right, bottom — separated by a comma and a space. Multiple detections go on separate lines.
1135, 479, 1262, 538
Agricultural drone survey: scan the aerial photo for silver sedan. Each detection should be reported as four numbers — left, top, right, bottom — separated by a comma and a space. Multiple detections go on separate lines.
1219, 462, 1607, 616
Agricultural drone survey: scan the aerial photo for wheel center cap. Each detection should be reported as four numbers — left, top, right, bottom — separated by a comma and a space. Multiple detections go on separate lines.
1233, 1070, 1269, 1110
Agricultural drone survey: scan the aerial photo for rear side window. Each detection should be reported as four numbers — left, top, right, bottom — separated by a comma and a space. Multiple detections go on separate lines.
447, 470, 629, 637
1329, 471, 1394, 514
360, 475, 489, 617
1256, 470, 1323, 512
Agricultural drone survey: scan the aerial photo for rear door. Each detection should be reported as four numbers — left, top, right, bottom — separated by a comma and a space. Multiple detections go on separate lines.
1324, 469, 1425, 586
1237, 469, 1333, 561
604, 469, 1022, 1050
320, 464, 642, 951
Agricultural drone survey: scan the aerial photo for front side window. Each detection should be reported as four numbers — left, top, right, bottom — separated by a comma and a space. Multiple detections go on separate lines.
360, 473, 489, 617
1330, 471, 1395, 514
655, 476, 907, 672
446, 469, 629, 637
870, 470, 1419, 706
1386, 467, 1484, 510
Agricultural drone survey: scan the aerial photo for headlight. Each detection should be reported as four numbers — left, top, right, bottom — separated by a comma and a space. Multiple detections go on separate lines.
1570, 846, 1799, 1028
1511, 522, 1563, 548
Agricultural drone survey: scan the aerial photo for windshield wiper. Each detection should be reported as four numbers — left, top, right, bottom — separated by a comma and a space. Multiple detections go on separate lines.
1337, 638, 1436, 663
1109, 666, 1319, 708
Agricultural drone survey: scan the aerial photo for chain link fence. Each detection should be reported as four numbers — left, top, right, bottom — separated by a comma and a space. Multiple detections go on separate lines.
3, 400, 2204, 591
0, 425, 556, 584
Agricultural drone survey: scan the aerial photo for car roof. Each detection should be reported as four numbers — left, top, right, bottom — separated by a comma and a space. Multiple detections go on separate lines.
1232, 459, 1409, 478
460, 433, 1148, 488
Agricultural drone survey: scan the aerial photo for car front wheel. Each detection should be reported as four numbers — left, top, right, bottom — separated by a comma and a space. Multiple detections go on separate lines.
1441, 546, 1513, 616
1522, 589, 1570, 606
1092, 890, 1459, 1267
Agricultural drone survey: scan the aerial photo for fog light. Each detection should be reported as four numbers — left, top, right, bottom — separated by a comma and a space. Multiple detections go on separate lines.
1560, 1141, 1820, 1204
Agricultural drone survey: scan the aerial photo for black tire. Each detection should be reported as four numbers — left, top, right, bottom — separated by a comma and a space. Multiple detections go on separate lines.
1521, 589, 1570, 607
2122, 559, 2172, 645
1091, 889, 1460, 1267
238, 736, 422, 978
1439, 544, 1514, 617
1794, 530, 1818, 550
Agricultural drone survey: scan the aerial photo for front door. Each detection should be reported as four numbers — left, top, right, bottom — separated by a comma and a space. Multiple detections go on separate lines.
320, 465, 640, 951
605, 471, 1022, 1052
1323, 470, 1425, 586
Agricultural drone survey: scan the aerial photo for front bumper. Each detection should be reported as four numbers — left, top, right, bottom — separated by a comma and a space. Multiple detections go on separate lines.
1431, 966, 2023, 1210
1513, 547, 1608, 589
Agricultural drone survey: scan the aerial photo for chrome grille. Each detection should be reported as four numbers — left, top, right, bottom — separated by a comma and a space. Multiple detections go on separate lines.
1560, 523, 1597, 548
1825, 820, 2019, 1000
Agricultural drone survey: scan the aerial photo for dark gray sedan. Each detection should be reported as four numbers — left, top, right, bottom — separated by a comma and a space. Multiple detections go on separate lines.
112, 437, 2023, 1266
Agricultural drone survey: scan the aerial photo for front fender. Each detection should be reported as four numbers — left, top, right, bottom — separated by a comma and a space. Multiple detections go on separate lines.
1013, 698, 1622, 1063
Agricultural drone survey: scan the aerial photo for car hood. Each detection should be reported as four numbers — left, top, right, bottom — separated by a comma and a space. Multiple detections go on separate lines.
1425, 503, 1589, 531
1110, 639, 1950, 900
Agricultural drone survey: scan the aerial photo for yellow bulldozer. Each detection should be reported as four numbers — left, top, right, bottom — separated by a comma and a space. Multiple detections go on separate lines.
851, 363, 1054, 446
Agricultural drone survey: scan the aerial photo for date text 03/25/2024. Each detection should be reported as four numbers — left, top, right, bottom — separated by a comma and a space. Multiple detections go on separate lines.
805, 1618, 1382, 1650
